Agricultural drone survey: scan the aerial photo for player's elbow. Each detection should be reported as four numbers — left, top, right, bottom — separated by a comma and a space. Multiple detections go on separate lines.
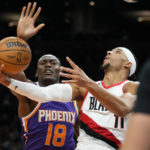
116, 107, 131, 117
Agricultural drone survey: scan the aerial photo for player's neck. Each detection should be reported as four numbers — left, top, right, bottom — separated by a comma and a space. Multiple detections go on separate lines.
103, 71, 127, 86
38, 80, 59, 87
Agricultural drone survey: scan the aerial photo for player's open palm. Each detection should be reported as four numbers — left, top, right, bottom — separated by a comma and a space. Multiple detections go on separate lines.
60, 57, 93, 87
17, 2, 45, 41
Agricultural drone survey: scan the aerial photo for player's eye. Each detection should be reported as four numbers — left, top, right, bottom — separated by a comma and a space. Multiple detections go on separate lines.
51, 62, 56, 65
50, 61, 58, 65
40, 61, 46, 65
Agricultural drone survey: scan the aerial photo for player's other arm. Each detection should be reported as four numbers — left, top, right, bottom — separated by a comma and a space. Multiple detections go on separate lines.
8, 80, 85, 103
0, 65, 84, 103
9, 79, 73, 102
85, 81, 138, 117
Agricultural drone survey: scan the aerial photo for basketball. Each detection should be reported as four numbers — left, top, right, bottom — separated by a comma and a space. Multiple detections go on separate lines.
0, 37, 32, 74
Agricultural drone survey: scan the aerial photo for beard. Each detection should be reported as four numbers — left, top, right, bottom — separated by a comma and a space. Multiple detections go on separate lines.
101, 63, 110, 71
38, 75, 59, 86
43, 76, 59, 85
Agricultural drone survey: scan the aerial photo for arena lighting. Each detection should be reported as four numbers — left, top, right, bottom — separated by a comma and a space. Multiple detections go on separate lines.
64, 1, 70, 6
0, 12, 46, 25
137, 17, 150, 22
0, 13, 20, 22
8, 21, 18, 27
123, 0, 138, 3
89, 1, 95, 6
121, 10, 150, 20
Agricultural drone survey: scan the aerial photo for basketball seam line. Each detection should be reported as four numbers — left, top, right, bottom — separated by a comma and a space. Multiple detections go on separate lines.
0, 38, 29, 48
0, 58, 29, 65
0, 49, 31, 53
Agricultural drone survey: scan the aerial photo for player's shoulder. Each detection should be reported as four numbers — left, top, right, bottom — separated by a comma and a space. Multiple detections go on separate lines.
124, 80, 139, 94
126, 80, 139, 86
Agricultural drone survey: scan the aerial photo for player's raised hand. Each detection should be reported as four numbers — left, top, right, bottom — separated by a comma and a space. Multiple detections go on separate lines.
17, 2, 45, 41
60, 57, 93, 87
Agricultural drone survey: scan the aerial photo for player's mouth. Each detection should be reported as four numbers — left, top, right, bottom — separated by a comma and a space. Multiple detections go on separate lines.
104, 56, 109, 61
44, 69, 53, 75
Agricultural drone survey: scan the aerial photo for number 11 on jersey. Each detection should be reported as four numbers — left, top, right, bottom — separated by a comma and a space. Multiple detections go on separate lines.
114, 115, 124, 129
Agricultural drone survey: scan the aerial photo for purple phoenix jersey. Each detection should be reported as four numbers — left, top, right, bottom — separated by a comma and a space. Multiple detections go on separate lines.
20, 83, 78, 150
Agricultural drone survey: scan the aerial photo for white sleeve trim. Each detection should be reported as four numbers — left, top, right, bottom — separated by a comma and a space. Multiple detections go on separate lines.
8, 79, 72, 103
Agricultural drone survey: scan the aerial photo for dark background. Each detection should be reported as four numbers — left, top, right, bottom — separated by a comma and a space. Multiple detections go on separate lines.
0, 0, 150, 149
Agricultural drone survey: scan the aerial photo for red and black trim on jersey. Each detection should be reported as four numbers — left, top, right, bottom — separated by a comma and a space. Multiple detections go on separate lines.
101, 80, 127, 89
80, 111, 121, 149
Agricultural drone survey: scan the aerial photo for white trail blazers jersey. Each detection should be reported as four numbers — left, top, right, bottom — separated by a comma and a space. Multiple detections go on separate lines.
76, 80, 131, 150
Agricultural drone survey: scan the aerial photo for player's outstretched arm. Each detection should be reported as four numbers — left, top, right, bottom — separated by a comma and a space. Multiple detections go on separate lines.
60, 57, 138, 117
17, 2, 45, 41
0, 64, 76, 103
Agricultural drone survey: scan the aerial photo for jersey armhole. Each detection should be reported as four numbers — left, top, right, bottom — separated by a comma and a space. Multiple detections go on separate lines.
79, 90, 88, 111
21, 103, 41, 132
73, 100, 79, 116
122, 81, 130, 93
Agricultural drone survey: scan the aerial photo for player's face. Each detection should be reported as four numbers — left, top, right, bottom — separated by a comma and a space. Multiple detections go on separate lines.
102, 48, 128, 70
37, 55, 60, 85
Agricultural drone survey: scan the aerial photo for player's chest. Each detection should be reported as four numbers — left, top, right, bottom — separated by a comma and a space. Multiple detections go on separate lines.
81, 88, 124, 113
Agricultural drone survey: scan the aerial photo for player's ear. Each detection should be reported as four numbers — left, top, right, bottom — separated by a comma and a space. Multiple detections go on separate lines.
124, 62, 132, 69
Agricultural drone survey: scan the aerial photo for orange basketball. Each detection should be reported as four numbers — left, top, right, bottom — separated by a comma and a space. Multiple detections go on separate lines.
0, 36, 32, 74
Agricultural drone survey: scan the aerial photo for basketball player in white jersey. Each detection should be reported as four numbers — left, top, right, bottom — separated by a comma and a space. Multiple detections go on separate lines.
60, 54, 138, 150
0, 46, 139, 150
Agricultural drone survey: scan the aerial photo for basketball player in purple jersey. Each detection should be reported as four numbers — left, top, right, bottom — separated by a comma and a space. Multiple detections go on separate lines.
5, 2, 79, 150
19, 54, 78, 150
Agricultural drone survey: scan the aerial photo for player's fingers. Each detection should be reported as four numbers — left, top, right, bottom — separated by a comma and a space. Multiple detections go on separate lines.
33, 7, 41, 21
66, 57, 79, 69
25, 2, 32, 16
29, 2, 37, 17
60, 72, 77, 79
35, 24, 45, 33
60, 66, 76, 74
21, 6, 26, 18
61, 80, 77, 84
